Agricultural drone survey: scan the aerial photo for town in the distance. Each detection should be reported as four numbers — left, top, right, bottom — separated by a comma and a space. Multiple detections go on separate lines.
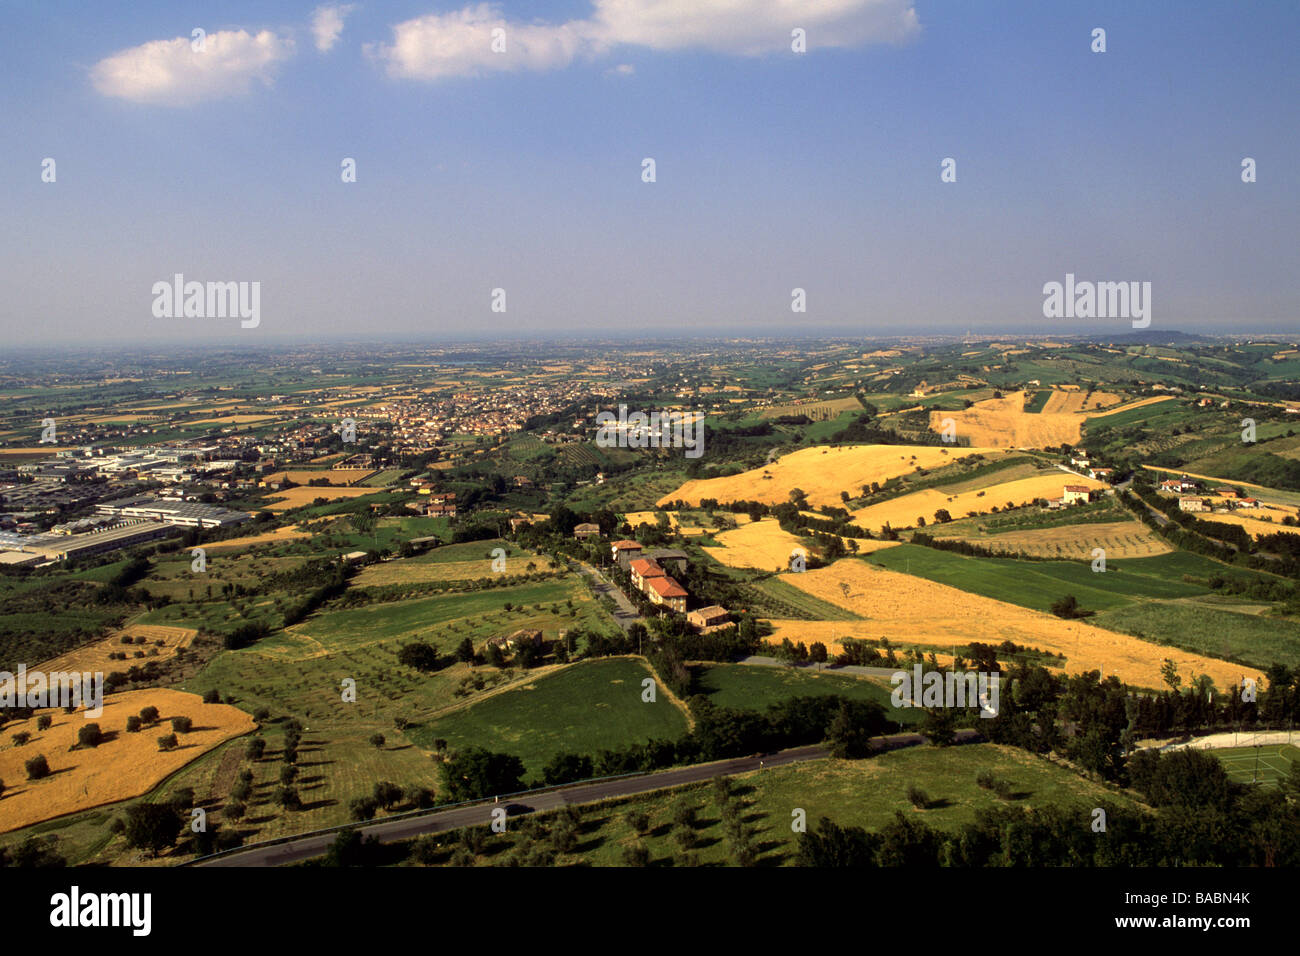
1, 332, 1298, 868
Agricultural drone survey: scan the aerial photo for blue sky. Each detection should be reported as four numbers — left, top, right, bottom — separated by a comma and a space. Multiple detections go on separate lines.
2, 0, 1297, 346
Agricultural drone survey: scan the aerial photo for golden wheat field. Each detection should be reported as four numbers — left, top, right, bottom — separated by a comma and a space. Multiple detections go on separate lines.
659, 444, 1003, 508
936, 519, 1172, 559
0, 689, 255, 833
33, 625, 197, 675
702, 520, 811, 570
264, 469, 376, 487
1193, 510, 1297, 539
929, 392, 1085, 448
850, 474, 1109, 532
260, 486, 379, 511
929, 392, 1172, 448
1040, 390, 1123, 414
703, 519, 899, 570
203, 526, 314, 551
769, 560, 1256, 690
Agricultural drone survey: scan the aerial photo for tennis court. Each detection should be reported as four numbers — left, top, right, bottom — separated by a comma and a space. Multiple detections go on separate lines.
1213, 743, 1300, 786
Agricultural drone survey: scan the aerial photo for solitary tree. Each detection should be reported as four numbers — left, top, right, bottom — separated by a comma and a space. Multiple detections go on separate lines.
123, 803, 183, 857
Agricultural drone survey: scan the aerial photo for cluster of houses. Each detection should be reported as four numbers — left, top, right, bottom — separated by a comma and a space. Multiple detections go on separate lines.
1158, 475, 1260, 512
1068, 449, 1114, 482
608, 539, 732, 633
1046, 484, 1098, 509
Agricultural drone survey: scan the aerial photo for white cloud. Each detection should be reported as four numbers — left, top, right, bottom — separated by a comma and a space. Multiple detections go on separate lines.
607, 63, 635, 76
367, 4, 588, 80
91, 29, 294, 105
589, 0, 920, 55
312, 3, 357, 53
369, 0, 917, 80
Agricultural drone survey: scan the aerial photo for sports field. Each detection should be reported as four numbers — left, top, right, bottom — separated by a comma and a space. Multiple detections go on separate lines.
1213, 744, 1299, 786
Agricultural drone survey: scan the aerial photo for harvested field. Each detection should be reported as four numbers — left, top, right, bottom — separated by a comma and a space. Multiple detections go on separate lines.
0, 689, 255, 833
1040, 390, 1122, 414
758, 396, 863, 421
1194, 510, 1300, 539
659, 444, 1002, 508
935, 519, 1172, 558
929, 392, 1084, 448
703, 520, 812, 571
260, 487, 381, 511
768, 560, 1257, 690
851, 474, 1109, 532
189, 414, 277, 425
264, 469, 376, 487
203, 526, 313, 551
703, 519, 897, 570
33, 624, 197, 674
930, 392, 1166, 448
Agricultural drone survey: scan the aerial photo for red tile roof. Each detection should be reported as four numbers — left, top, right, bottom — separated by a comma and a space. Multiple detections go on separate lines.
629, 558, 665, 578
646, 575, 687, 598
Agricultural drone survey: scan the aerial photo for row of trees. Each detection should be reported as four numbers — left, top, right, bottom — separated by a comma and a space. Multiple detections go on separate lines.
798, 747, 1300, 866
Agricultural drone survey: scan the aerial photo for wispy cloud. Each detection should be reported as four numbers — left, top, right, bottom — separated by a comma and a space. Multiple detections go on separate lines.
91, 29, 294, 106
368, 0, 919, 81
312, 3, 358, 53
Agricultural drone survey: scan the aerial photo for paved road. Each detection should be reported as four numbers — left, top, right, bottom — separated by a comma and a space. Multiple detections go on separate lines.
570, 559, 642, 631
197, 745, 827, 867
195, 730, 980, 867
737, 655, 900, 679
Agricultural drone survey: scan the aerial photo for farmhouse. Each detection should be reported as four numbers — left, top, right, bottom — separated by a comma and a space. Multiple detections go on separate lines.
1063, 485, 1093, 505
687, 605, 731, 633
426, 492, 457, 517
1179, 496, 1210, 513
644, 575, 688, 613
611, 540, 643, 567
1159, 475, 1199, 494
1089, 467, 1114, 481
487, 628, 543, 651
1238, 498, 1259, 509
573, 522, 601, 539
629, 557, 667, 591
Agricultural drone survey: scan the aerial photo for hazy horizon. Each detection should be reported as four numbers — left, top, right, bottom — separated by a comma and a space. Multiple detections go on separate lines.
4, 0, 1297, 347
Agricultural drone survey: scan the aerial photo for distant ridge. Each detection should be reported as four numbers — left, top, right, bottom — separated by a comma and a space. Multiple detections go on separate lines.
1088, 330, 1214, 345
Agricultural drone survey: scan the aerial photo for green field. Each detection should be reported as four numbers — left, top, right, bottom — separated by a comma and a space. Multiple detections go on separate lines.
868, 545, 1219, 614
692, 662, 917, 724
1212, 743, 1300, 786
409, 658, 691, 777
1092, 603, 1300, 671
1024, 390, 1053, 413
745, 575, 864, 621
399, 744, 1136, 867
